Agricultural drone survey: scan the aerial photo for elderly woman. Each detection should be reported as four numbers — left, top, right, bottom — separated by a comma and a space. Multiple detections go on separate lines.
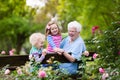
58, 21, 86, 74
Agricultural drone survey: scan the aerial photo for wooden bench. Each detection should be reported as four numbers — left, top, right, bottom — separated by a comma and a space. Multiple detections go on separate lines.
0, 52, 95, 70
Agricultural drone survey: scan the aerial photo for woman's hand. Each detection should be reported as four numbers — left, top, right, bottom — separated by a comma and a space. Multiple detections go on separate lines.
54, 48, 64, 55
83, 51, 89, 56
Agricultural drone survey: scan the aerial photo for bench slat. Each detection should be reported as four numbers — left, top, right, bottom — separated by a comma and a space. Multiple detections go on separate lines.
0, 52, 95, 67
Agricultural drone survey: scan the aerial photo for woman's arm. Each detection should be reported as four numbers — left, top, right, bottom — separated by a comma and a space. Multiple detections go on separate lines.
62, 51, 76, 62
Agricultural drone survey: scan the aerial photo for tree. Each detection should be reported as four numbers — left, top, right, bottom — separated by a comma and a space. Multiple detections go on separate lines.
0, 0, 39, 54
57, 0, 117, 38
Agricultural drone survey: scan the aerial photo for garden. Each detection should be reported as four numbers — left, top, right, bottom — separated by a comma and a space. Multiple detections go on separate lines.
0, 0, 120, 80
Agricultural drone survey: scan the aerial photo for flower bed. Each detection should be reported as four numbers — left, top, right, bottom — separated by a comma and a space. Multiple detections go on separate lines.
0, 52, 95, 79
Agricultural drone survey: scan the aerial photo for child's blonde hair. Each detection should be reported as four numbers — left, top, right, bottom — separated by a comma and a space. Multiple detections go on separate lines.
29, 33, 45, 46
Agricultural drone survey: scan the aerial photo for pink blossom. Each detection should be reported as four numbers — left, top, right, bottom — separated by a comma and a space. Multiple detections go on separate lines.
99, 68, 105, 74
38, 70, 47, 78
4, 69, 10, 75
92, 26, 99, 34
17, 68, 22, 75
9, 50, 14, 56
9, 49, 16, 56
93, 53, 98, 59
102, 72, 109, 80
1, 51, 6, 54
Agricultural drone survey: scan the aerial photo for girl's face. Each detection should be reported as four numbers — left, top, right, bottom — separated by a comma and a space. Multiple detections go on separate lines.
50, 24, 59, 35
35, 39, 44, 49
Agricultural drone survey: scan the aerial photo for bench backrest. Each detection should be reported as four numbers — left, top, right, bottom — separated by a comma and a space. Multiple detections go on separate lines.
0, 52, 95, 68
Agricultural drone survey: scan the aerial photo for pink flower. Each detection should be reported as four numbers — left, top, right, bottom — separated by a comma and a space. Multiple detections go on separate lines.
9, 49, 16, 56
9, 50, 14, 56
93, 53, 98, 59
102, 72, 109, 80
4, 69, 10, 75
17, 68, 22, 75
1, 50, 6, 54
92, 26, 99, 34
38, 70, 47, 78
99, 68, 105, 74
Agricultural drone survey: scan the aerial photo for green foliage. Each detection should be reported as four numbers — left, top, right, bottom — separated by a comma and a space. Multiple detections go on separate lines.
0, 0, 30, 19
97, 22, 120, 68
0, 17, 25, 53
57, 0, 84, 31
0, 57, 74, 80
0, 16, 44, 54
0, 0, 42, 54
83, 2, 120, 79
57, 0, 118, 39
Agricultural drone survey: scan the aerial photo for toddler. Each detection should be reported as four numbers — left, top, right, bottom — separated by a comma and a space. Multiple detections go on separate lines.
29, 32, 46, 62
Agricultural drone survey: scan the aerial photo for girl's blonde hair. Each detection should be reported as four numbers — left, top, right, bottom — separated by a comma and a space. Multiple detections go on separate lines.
29, 33, 45, 46
45, 20, 61, 37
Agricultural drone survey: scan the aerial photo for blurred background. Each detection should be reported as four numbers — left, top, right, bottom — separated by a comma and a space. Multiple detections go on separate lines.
0, 0, 119, 55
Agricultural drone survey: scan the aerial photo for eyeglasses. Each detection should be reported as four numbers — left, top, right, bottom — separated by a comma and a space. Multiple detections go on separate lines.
68, 30, 77, 33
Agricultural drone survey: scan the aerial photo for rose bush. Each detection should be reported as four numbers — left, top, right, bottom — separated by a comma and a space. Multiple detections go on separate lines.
83, 21, 120, 79
0, 57, 74, 80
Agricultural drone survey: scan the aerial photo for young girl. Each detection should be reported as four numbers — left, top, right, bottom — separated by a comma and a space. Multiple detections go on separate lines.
29, 32, 46, 63
45, 20, 62, 53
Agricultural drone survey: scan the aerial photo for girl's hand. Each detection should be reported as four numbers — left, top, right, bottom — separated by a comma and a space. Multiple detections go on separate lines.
56, 48, 64, 55
53, 48, 59, 52
57, 52, 62, 55
29, 54, 33, 60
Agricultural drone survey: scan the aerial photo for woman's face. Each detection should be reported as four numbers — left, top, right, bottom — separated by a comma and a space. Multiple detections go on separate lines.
68, 27, 80, 41
50, 24, 59, 35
